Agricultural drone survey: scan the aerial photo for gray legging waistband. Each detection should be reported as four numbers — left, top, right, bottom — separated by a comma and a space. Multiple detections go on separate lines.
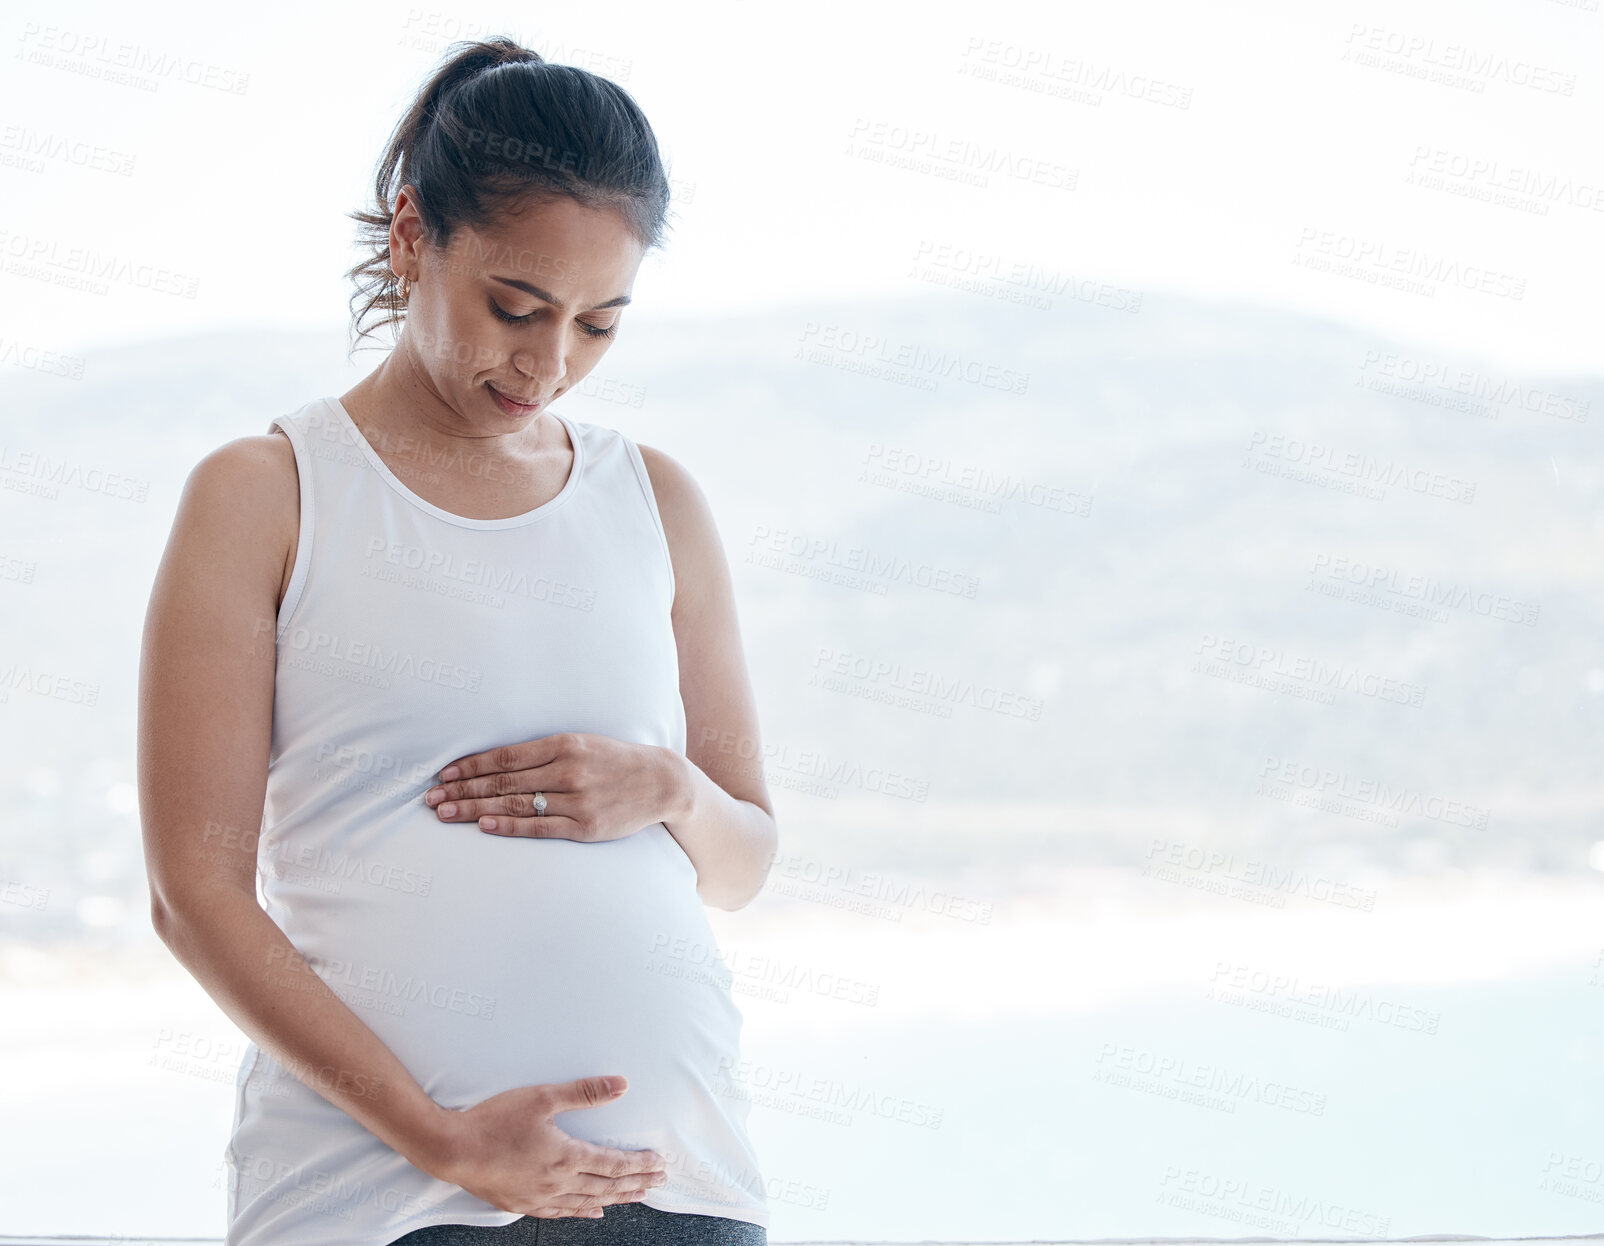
385, 1201, 768, 1245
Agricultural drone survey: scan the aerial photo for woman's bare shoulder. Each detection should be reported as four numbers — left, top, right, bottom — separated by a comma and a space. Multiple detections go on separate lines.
634, 442, 702, 509
176, 429, 301, 606
187, 429, 299, 524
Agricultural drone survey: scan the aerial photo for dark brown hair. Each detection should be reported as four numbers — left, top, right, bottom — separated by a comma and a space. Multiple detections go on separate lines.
345, 36, 672, 355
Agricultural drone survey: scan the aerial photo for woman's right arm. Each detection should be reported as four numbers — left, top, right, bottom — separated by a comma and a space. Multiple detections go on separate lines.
136, 433, 666, 1218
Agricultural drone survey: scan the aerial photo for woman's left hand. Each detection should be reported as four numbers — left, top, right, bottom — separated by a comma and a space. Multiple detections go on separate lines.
424, 732, 681, 841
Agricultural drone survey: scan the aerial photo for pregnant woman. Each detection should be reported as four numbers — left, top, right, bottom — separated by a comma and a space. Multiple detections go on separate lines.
138, 38, 777, 1245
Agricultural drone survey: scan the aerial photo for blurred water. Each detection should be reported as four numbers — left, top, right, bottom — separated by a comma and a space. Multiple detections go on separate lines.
3, 868, 1603, 1239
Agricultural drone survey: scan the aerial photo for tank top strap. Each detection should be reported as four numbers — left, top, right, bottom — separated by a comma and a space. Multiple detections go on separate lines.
613, 428, 677, 610
265, 399, 390, 648
266, 398, 380, 502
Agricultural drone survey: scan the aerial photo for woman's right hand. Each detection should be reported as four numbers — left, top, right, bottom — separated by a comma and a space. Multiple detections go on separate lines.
418, 1075, 670, 1219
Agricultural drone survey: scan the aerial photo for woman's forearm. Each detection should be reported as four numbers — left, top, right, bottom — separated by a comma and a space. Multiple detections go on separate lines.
153, 887, 457, 1176
658, 748, 779, 911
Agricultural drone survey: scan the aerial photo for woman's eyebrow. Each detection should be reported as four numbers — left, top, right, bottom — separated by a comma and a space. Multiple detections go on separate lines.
491, 275, 632, 312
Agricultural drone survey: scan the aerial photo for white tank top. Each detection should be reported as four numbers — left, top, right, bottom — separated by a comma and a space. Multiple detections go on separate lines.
223, 396, 770, 1244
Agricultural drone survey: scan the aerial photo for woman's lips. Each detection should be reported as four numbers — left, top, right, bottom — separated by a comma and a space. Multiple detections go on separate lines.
487, 381, 543, 411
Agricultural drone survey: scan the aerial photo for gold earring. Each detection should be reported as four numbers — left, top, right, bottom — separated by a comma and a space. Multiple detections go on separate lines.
398, 273, 412, 301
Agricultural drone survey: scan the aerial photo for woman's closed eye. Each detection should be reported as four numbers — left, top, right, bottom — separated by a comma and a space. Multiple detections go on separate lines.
489, 299, 618, 339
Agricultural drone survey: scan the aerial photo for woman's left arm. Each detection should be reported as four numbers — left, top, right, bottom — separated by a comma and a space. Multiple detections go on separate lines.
642, 443, 779, 912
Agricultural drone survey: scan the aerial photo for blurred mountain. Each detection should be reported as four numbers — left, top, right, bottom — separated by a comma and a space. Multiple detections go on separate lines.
2, 288, 1601, 943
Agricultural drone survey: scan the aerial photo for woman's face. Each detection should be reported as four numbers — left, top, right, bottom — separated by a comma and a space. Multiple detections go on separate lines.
391, 189, 646, 426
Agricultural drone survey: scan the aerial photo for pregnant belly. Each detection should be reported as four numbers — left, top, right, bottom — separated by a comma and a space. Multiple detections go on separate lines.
261, 814, 745, 1149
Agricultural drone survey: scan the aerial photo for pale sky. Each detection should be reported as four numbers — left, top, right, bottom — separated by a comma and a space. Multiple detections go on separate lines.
3, 0, 1600, 375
